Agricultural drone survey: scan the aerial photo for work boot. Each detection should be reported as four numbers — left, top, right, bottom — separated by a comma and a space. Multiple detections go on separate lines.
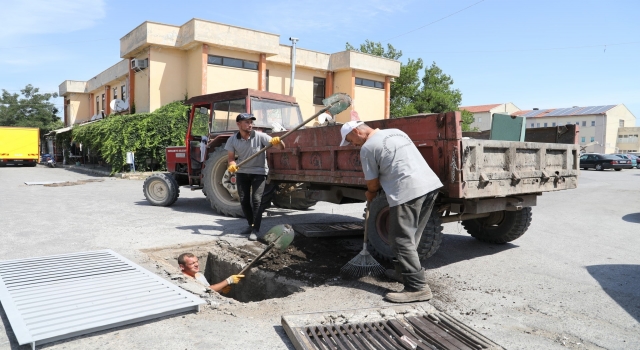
248, 229, 259, 241
384, 285, 433, 303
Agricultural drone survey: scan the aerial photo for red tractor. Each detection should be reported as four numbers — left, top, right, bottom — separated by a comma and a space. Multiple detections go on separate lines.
143, 88, 316, 217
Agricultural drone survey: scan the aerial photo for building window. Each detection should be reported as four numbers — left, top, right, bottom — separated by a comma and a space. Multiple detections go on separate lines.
581, 137, 585, 143
530, 123, 534, 128
591, 121, 595, 126
619, 119, 624, 127
102, 94, 105, 111
355, 77, 384, 89
575, 122, 579, 125
478, 117, 482, 122
552, 122, 556, 126
96, 96, 99, 114
536, 123, 540, 127
113, 87, 118, 100
121, 85, 126, 101
313, 77, 326, 105
207, 55, 258, 70
544, 122, 548, 127
581, 121, 586, 126
590, 137, 595, 142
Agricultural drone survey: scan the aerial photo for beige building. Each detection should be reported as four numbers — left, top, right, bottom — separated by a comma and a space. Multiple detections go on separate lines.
459, 103, 521, 131
617, 127, 640, 153
514, 104, 636, 154
59, 19, 400, 127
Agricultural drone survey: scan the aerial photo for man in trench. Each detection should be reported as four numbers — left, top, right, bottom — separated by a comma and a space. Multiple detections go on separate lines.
178, 253, 245, 293
226, 113, 285, 241
339, 121, 443, 303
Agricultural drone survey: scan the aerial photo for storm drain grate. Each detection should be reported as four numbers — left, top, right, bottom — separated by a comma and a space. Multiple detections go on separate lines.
292, 222, 364, 237
282, 304, 504, 350
0, 250, 204, 349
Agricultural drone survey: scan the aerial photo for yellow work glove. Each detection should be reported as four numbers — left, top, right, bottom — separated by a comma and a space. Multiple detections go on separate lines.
227, 164, 239, 173
220, 286, 232, 294
270, 137, 281, 146
225, 274, 245, 285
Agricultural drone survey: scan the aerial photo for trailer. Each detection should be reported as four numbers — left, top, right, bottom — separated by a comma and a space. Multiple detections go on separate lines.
144, 89, 580, 260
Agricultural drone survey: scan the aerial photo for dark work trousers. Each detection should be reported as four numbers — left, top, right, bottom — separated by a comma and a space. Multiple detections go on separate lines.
388, 189, 439, 291
235, 173, 267, 231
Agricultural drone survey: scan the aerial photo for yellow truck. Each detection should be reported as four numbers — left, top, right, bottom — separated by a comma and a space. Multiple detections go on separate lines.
0, 127, 40, 167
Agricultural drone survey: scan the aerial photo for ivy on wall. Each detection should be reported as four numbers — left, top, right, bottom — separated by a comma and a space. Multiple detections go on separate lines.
68, 101, 189, 173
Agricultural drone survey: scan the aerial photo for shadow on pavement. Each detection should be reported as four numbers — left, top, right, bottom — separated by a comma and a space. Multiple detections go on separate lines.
621, 212, 640, 223
586, 264, 640, 323
175, 224, 226, 236
134, 198, 213, 215
424, 233, 517, 269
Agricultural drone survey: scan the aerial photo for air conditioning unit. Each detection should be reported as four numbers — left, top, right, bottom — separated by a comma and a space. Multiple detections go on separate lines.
131, 58, 148, 72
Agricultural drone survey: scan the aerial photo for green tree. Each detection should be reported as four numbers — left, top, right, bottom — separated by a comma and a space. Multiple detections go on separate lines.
460, 110, 478, 132
345, 41, 475, 131
346, 40, 402, 60
0, 84, 62, 134
414, 61, 462, 114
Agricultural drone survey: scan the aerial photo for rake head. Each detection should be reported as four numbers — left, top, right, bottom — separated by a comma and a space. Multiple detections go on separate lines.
340, 248, 385, 278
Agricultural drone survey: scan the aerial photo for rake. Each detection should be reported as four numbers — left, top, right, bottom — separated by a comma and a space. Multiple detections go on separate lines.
341, 202, 385, 278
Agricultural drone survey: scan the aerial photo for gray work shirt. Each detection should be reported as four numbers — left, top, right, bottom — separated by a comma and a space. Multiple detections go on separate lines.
360, 128, 443, 207
224, 130, 272, 175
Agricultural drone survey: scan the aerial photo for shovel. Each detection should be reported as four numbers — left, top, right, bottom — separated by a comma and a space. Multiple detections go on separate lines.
233, 93, 352, 170
237, 224, 295, 275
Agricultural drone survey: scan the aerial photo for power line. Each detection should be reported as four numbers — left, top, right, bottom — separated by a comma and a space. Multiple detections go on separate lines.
383, 0, 485, 42
404, 41, 640, 54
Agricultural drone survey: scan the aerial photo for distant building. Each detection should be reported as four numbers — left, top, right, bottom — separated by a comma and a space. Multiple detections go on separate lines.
616, 127, 640, 153
458, 103, 520, 131
514, 105, 636, 154
59, 19, 400, 127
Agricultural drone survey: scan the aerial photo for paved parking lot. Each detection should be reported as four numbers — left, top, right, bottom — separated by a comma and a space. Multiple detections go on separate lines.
1, 166, 639, 349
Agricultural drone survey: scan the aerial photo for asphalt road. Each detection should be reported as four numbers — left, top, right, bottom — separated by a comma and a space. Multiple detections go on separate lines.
0, 166, 638, 349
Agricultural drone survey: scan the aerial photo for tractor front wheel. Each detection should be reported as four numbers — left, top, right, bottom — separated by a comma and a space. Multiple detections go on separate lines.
143, 173, 180, 206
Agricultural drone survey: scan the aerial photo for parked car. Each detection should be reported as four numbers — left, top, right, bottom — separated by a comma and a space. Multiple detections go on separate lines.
615, 154, 640, 169
580, 153, 633, 171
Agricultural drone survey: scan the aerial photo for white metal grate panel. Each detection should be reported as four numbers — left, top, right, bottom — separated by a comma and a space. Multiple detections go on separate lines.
0, 250, 204, 349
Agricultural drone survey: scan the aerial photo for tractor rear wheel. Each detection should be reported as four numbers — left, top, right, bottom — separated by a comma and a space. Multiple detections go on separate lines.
203, 145, 244, 217
366, 195, 443, 261
143, 173, 179, 206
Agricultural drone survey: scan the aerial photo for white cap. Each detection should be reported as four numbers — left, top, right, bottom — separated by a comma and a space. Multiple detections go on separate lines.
340, 121, 364, 146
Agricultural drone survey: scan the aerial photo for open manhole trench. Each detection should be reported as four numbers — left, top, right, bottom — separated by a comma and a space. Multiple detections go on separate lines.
145, 234, 374, 303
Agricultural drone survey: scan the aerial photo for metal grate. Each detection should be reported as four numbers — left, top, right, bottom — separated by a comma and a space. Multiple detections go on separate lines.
0, 250, 204, 349
283, 305, 504, 350
292, 222, 364, 237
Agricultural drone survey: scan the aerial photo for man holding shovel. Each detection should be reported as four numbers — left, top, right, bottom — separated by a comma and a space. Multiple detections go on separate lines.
339, 121, 443, 303
226, 113, 285, 241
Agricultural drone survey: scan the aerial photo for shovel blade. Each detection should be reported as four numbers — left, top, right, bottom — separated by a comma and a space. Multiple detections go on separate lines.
322, 93, 352, 116
263, 224, 295, 251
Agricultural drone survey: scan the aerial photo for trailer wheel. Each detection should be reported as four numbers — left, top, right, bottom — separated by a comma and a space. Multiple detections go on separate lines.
143, 173, 180, 206
462, 207, 532, 244
272, 184, 318, 210
203, 145, 244, 217
366, 195, 443, 261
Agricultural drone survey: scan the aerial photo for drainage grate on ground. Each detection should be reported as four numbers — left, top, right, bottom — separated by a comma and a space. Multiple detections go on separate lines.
282, 303, 503, 350
292, 222, 364, 237
0, 250, 204, 349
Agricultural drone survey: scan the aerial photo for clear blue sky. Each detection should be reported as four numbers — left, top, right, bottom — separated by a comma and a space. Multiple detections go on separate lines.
1, 0, 638, 125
